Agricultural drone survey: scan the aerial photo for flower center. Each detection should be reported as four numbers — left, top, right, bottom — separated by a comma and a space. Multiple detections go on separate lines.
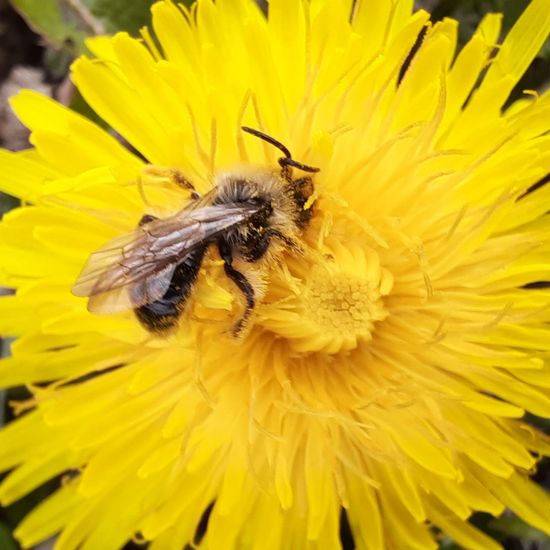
305, 270, 381, 333
260, 243, 393, 354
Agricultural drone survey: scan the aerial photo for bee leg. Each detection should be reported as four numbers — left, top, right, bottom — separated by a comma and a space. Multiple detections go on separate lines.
287, 176, 315, 227
138, 214, 159, 226
243, 229, 299, 262
265, 229, 301, 252
218, 238, 255, 336
172, 171, 201, 200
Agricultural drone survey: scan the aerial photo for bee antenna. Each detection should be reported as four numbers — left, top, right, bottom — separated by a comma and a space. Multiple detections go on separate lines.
280, 158, 320, 173
241, 126, 320, 175
241, 126, 292, 158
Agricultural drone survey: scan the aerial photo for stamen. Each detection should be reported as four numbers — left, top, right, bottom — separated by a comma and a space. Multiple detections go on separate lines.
193, 339, 215, 408
236, 90, 253, 161
208, 119, 218, 181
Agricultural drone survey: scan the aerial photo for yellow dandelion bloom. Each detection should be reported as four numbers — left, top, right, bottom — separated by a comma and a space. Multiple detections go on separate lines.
2, 0, 550, 548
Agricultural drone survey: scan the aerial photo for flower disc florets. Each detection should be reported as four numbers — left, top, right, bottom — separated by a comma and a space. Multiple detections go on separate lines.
1, 1, 550, 549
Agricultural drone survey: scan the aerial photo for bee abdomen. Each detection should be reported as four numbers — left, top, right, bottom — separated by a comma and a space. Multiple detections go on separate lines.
135, 245, 207, 333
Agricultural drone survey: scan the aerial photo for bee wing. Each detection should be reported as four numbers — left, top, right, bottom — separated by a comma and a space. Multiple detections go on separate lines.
72, 203, 260, 313
82, 263, 178, 314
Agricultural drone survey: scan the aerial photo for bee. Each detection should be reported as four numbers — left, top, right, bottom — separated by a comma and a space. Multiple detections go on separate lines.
72, 127, 319, 335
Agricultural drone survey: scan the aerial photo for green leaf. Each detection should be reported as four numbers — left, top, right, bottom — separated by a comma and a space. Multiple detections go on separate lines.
9, 0, 89, 54
489, 513, 550, 548
2, 477, 58, 528
81, 0, 159, 35
438, 535, 462, 550
9, 0, 195, 55
0, 522, 19, 550
0, 195, 19, 219
82, 0, 195, 35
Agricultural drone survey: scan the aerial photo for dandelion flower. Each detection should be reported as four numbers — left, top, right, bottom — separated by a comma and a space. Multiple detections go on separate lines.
1, 0, 550, 548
